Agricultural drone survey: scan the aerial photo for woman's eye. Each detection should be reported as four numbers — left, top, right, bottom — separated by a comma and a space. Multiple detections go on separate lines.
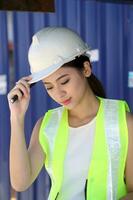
46, 86, 53, 90
61, 79, 70, 85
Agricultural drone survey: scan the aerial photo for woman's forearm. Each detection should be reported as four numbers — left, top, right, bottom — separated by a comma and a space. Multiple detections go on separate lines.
10, 116, 32, 191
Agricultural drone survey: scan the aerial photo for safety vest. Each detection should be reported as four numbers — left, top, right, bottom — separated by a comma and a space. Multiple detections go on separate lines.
39, 98, 129, 200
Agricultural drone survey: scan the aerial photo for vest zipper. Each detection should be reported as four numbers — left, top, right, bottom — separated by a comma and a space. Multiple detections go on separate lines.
85, 179, 88, 200
55, 192, 59, 200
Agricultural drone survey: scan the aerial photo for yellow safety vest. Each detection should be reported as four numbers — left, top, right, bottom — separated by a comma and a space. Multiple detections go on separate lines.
39, 98, 129, 200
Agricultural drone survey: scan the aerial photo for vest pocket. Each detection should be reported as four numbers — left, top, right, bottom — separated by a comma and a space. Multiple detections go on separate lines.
55, 192, 59, 200
85, 179, 88, 200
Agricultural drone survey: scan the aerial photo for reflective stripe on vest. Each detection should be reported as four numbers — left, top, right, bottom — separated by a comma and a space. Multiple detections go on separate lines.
104, 99, 121, 199
39, 98, 129, 200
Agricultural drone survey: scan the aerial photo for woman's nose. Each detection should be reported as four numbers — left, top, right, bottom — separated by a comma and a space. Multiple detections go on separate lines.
55, 87, 67, 99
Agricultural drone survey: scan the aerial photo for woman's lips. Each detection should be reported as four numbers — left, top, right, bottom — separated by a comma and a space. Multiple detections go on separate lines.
61, 98, 71, 105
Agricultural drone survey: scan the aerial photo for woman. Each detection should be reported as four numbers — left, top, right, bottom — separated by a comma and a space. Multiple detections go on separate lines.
7, 27, 133, 200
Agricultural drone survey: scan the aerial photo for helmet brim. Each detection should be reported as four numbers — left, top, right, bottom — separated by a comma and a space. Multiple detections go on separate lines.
28, 48, 89, 84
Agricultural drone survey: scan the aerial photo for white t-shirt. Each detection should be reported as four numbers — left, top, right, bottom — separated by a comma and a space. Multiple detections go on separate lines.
58, 117, 96, 200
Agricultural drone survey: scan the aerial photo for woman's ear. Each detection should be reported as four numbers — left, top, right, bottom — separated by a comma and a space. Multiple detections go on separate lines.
83, 61, 92, 77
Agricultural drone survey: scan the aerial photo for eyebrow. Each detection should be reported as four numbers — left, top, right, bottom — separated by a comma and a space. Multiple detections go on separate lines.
43, 74, 69, 84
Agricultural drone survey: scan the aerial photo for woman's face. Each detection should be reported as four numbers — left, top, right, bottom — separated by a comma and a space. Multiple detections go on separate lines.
42, 65, 90, 110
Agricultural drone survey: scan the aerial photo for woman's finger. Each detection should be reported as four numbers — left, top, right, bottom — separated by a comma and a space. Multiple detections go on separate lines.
15, 80, 30, 94
8, 88, 23, 102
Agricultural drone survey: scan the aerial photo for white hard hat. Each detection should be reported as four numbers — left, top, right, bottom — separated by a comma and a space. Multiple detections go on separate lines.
28, 27, 90, 84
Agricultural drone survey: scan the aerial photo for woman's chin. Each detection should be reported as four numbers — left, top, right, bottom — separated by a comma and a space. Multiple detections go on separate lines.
63, 103, 76, 110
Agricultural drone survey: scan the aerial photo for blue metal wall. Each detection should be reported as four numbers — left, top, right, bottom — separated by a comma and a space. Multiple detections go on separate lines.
0, 11, 10, 200
126, 6, 133, 111
0, 0, 133, 199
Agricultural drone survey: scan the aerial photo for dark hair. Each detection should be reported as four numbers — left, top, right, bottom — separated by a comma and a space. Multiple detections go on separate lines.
62, 55, 106, 98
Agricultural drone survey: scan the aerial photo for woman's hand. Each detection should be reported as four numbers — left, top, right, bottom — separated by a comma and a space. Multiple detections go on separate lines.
7, 76, 32, 119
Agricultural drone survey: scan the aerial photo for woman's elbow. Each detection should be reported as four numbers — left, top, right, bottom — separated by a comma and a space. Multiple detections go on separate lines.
10, 177, 32, 192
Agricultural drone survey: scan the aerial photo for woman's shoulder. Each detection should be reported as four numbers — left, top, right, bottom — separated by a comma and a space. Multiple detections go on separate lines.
126, 111, 133, 131
125, 112, 133, 191
35, 116, 44, 128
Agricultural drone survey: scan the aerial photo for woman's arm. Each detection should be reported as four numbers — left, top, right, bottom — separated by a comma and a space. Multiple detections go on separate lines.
10, 116, 45, 191
8, 76, 45, 191
120, 112, 133, 199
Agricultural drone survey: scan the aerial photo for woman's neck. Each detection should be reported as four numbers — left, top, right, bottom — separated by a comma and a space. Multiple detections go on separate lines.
68, 91, 100, 127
